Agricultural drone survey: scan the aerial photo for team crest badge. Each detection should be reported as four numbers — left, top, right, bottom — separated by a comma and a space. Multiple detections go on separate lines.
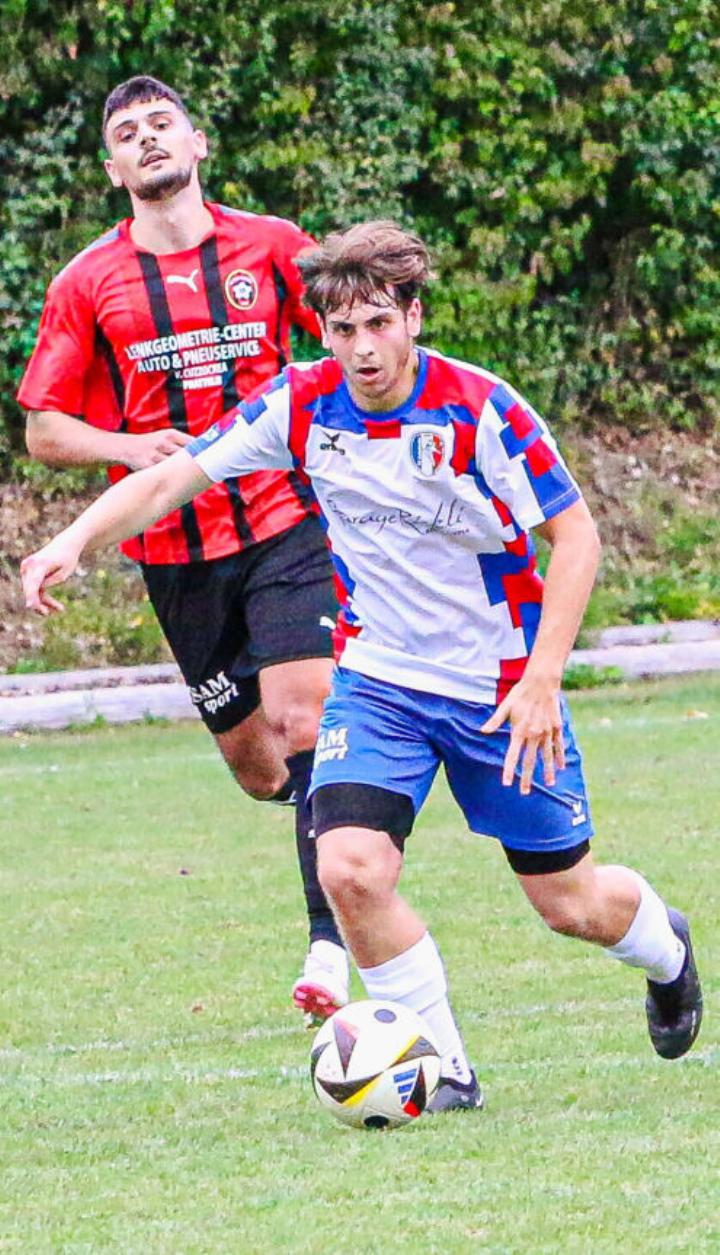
225, 268, 258, 311
410, 430, 446, 477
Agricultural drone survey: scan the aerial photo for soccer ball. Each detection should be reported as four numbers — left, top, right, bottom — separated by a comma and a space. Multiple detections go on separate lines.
310, 999, 441, 1129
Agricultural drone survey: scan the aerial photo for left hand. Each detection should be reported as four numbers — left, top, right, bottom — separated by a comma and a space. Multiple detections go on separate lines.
481, 675, 565, 795
20, 535, 83, 617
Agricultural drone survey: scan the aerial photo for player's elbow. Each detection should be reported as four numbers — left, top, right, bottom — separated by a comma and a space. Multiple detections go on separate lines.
25, 413, 55, 463
566, 505, 602, 573
146, 461, 184, 523
585, 517, 602, 569
25, 411, 71, 467
145, 452, 201, 525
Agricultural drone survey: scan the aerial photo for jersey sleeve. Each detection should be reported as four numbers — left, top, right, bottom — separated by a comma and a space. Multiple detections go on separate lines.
476, 382, 581, 531
187, 374, 294, 481
16, 269, 97, 415
273, 219, 321, 339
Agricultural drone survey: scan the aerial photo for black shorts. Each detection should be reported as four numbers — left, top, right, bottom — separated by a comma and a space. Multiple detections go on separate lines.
142, 515, 338, 733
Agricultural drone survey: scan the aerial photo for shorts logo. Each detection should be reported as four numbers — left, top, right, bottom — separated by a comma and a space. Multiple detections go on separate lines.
225, 268, 258, 311
315, 725, 349, 764
189, 669, 239, 715
571, 798, 587, 826
410, 430, 446, 477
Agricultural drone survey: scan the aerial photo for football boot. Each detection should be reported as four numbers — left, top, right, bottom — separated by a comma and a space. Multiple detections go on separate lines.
646, 908, 703, 1059
292, 939, 350, 1028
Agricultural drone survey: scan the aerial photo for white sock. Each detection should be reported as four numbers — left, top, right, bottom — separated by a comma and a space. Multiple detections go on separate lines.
604, 871, 685, 983
358, 932, 472, 1083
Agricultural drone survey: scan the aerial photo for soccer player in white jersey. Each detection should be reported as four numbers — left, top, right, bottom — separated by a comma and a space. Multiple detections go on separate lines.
22, 221, 702, 1110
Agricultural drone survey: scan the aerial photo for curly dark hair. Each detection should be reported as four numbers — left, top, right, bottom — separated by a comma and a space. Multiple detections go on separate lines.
298, 221, 433, 316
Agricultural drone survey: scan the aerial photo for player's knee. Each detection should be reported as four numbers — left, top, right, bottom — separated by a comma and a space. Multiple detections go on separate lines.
318, 844, 393, 911
226, 759, 288, 801
535, 895, 592, 938
266, 701, 324, 755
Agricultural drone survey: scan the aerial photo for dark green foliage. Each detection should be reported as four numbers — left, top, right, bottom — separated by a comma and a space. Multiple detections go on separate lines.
584, 506, 720, 626
10, 564, 168, 672
562, 663, 625, 689
2, 0, 719, 457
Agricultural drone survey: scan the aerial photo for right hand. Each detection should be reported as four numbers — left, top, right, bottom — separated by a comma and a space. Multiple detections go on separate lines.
20, 537, 83, 617
122, 429, 192, 470
481, 673, 565, 795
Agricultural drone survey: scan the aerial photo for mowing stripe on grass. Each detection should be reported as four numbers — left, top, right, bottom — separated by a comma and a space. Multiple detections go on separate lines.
0, 750, 220, 780
0, 709, 714, 778
1, 1049, 715, 1091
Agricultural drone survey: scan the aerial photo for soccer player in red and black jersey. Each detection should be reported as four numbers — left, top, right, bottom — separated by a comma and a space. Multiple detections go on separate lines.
17, 75, 349, 1024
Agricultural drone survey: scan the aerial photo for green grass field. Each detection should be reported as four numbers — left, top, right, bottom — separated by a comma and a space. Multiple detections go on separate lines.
0, 676, 717, 1254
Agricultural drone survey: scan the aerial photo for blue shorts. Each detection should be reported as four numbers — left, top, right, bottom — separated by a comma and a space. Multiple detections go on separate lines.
310, 668, 594, 854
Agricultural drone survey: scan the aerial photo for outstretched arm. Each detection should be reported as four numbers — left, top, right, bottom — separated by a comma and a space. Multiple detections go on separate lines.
481, 498, 601, 793
26, 409, 192, 471
21, 449, 209, 616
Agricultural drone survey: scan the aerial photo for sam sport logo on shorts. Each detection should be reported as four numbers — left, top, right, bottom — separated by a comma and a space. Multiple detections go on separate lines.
410, 430, 446, 477
189, 669, 239, 715
225, 269, 258, 311
315, 726, 349, 765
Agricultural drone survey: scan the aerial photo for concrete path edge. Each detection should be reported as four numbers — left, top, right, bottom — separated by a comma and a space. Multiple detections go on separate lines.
2, 620, 719, 734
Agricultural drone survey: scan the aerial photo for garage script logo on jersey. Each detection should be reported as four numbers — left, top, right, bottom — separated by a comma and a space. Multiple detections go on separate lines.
410, 430, 445, 477
225, 268, 258, 311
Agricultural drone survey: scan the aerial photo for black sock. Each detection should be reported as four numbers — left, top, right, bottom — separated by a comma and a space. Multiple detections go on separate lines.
286, 749, 343, 949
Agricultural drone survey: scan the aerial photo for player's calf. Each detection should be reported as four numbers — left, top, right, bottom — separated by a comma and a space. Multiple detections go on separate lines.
603, 874, 702, 1058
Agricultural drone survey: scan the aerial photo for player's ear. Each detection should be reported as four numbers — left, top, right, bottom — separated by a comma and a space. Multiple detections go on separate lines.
192, 129, 208, 161
104, 157, 124, 189
320, 318, 331, 350
406, 298, 423, 339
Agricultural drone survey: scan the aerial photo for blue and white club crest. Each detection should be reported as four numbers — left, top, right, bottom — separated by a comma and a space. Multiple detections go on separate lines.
410, 430, 446, 477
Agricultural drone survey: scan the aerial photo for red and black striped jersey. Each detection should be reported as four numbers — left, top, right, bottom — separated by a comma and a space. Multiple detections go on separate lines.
17, 202, 321, 564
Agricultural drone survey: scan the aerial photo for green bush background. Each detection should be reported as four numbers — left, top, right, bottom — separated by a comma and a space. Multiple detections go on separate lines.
2, 0, 719, 464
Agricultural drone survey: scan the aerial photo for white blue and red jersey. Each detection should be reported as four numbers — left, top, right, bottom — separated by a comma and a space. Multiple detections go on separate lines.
189, 347, 582, 706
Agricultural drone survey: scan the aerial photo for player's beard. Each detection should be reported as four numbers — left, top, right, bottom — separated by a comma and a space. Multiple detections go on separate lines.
133, 163, 193, 202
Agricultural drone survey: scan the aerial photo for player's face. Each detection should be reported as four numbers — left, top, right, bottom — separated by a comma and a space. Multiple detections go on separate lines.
321, 295, 422, 412
103, 98, 207, 203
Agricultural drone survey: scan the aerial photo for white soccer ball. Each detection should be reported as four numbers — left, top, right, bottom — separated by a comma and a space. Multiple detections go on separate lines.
310, 999, 441, 1130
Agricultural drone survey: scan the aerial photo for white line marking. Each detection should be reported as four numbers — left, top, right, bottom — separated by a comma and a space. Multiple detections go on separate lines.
478, 1046, 718, 1074
0, 1064, 308, 1089
0, 1023, 297, 1061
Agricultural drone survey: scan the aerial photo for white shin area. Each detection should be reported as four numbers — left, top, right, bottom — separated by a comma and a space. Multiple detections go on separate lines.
604, 870, 685, 983
358, 931, 472, 1083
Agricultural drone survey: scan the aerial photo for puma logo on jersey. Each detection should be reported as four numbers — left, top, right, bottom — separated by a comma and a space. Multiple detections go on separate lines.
167, 268, 200, 293
319, 615, 336, 631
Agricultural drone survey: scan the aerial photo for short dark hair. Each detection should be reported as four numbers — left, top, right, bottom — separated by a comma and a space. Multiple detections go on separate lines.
297, 220, 432, 317
102, 76, 192, 143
